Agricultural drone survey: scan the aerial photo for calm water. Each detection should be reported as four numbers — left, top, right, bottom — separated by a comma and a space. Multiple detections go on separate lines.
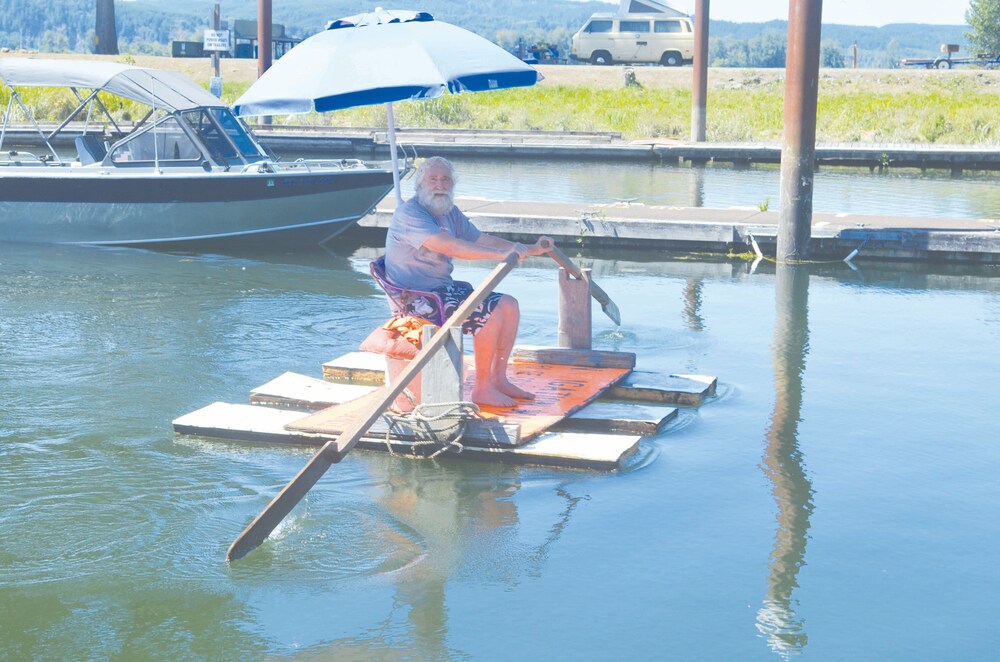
392, 157, 1000, 221
2, 242, 999, 660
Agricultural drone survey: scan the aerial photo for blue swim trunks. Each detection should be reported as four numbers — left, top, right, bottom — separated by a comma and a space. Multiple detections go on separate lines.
436, 282, 503, 336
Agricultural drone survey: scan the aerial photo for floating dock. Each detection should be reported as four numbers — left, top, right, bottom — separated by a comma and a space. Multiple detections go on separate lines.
250, 125, 1000, 171
173, 349, 716, 470
352, 197, 1000, 264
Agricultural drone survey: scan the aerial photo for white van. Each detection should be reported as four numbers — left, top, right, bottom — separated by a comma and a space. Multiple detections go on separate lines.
571, 14, 694, 66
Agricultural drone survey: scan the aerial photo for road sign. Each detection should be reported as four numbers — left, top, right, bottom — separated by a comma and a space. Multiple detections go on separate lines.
203, 30, 229, 52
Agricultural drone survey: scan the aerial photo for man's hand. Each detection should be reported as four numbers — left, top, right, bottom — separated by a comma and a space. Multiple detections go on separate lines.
525, 235, 555, 257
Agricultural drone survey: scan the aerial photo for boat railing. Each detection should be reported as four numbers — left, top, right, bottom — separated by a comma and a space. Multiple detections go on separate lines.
0, 150, 54, 167
274, 157, 373, 173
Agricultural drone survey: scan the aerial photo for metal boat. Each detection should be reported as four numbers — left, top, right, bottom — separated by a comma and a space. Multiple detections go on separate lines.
0, 58, 395, 247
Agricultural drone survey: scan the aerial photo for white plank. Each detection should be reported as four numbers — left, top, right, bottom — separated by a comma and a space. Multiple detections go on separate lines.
322, 352, 388, 384
607, 371, 717, 406
173, 403, 637, 469
561, 400, 678, 434
172, 402, 321, 445
508, 431, 640, 468
249, 371, 377, 410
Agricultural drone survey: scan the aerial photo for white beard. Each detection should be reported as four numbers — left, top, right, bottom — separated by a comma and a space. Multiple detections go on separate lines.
417, 188, 455, 217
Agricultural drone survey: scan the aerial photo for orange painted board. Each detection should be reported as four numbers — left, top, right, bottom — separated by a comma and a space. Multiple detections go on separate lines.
287, 361, 631, 442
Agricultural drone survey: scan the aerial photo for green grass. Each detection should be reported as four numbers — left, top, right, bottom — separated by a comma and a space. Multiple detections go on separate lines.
6, 75, 1000, 145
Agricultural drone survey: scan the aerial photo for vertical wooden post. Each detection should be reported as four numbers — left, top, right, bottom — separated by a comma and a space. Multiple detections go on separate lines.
691, 0, 710, 142
778, 0, 823, 262
420, 325, 464, 403
257, 0, 272, 77
212, 4, 221, 79
558, 268, 592, 350
257, 0, 273, 126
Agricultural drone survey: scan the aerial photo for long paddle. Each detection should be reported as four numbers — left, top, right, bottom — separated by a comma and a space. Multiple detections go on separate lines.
544, 243, 621, 326
227, 252, 520, 562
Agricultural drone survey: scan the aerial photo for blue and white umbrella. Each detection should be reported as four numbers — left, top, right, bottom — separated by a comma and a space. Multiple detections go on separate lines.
233, 9, 540, 202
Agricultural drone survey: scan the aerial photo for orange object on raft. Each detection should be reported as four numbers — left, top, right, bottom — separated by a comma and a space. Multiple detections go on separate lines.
287, 359, 631, 442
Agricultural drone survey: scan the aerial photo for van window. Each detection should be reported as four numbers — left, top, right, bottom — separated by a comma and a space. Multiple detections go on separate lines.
584, 20, 613, 33
654, 20, 685, 33
620, 21, 651, 33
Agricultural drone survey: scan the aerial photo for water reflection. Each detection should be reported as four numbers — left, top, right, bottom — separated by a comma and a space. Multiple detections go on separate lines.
756, 263, 815, 655
355, 457, 584, 657
444, 157, 1000, 220
682, 279, 705, 332
688, 165, 706, 208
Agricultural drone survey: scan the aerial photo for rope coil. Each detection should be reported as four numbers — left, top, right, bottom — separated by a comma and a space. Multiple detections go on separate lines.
382, 400, 483, 459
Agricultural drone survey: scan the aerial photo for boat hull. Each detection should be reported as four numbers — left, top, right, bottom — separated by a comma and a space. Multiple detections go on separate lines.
0, 167, 394, 247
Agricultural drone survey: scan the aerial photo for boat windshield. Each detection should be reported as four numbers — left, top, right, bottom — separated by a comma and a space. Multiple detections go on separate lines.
180, 108, 263, 164
107, 116, 203, 165
211, 108, 263, 159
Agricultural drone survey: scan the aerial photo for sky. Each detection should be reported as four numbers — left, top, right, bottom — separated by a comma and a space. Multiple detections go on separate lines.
587, 1, 970, 27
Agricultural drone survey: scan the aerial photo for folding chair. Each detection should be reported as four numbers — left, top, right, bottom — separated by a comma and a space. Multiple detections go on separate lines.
370, 255, 447, 326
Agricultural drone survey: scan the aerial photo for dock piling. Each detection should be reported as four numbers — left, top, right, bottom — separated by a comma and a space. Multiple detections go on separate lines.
557, 267, 593, 350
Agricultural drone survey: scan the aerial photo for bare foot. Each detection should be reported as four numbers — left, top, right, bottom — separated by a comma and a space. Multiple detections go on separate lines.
496, 380, 535, 400
470, 384, 517, 408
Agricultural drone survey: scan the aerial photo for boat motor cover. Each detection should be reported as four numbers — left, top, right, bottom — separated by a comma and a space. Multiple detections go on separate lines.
0, 58, 224, 112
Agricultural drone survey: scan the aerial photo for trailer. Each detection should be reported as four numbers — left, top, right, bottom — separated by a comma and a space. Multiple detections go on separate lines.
900, 43, 1000, 69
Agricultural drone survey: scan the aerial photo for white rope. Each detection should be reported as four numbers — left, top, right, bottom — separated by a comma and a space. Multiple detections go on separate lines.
382, 400, 483, 459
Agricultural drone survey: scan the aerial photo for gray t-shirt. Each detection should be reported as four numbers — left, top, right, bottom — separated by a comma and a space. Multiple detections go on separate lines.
385, 198, 481, 291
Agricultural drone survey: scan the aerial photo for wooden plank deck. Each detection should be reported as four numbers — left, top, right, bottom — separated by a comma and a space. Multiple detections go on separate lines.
171, 346, 711, 470
172, 402, 640, 470
293, 361, 632, 443
245, 371, 679, 437
323, 350, 717, 407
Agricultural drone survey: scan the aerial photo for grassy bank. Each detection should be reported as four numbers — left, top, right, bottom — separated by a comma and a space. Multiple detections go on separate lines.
4, 54, 1000, 144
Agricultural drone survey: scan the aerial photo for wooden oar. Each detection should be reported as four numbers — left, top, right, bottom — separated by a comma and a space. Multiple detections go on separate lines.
544, 243, 621, 326
227, 252, 520, 563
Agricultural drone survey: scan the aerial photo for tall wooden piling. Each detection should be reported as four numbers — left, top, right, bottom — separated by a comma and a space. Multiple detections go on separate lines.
257, 0, 272, 78
778, 0, 823, 262
691, 0, 710, 142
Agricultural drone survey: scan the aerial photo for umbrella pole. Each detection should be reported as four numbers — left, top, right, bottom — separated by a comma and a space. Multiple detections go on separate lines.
386, 103, 403, 205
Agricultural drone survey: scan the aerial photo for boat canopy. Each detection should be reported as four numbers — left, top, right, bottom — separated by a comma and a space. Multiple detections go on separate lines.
0, 58, 224, 112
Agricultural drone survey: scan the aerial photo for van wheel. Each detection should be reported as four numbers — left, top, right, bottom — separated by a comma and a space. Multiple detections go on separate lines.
660, 52, 682, 67
591, 51, 613, 65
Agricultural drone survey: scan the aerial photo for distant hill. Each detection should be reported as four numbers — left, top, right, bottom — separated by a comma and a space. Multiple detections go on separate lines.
710, 20, 970, 68
0, 0, 972, 69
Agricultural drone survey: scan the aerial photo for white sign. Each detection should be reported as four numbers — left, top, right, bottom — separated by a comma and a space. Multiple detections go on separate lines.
203, 30, 229, 52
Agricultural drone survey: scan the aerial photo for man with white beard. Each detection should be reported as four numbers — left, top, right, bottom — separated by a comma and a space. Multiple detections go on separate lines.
385, 156, 552, 408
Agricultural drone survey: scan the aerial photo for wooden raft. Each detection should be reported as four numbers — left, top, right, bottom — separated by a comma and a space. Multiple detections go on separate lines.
171, 347, 697, 470
288, 358, 632, 443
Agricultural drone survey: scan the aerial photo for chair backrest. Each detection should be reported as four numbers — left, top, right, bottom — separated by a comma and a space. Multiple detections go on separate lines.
370, 255, 447, 326
75, 135, 107, 165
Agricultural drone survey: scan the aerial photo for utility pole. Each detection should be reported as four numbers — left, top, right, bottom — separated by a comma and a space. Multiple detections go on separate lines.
777, 0, 823, 262
257, 0, 272, 78
95, 0, 119, 55
691, 0, 710, 142
257, 0, 272, 124
212, 4, 221, 79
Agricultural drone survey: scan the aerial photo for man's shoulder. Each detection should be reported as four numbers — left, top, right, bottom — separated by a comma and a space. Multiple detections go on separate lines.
393, 198, 433, 223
